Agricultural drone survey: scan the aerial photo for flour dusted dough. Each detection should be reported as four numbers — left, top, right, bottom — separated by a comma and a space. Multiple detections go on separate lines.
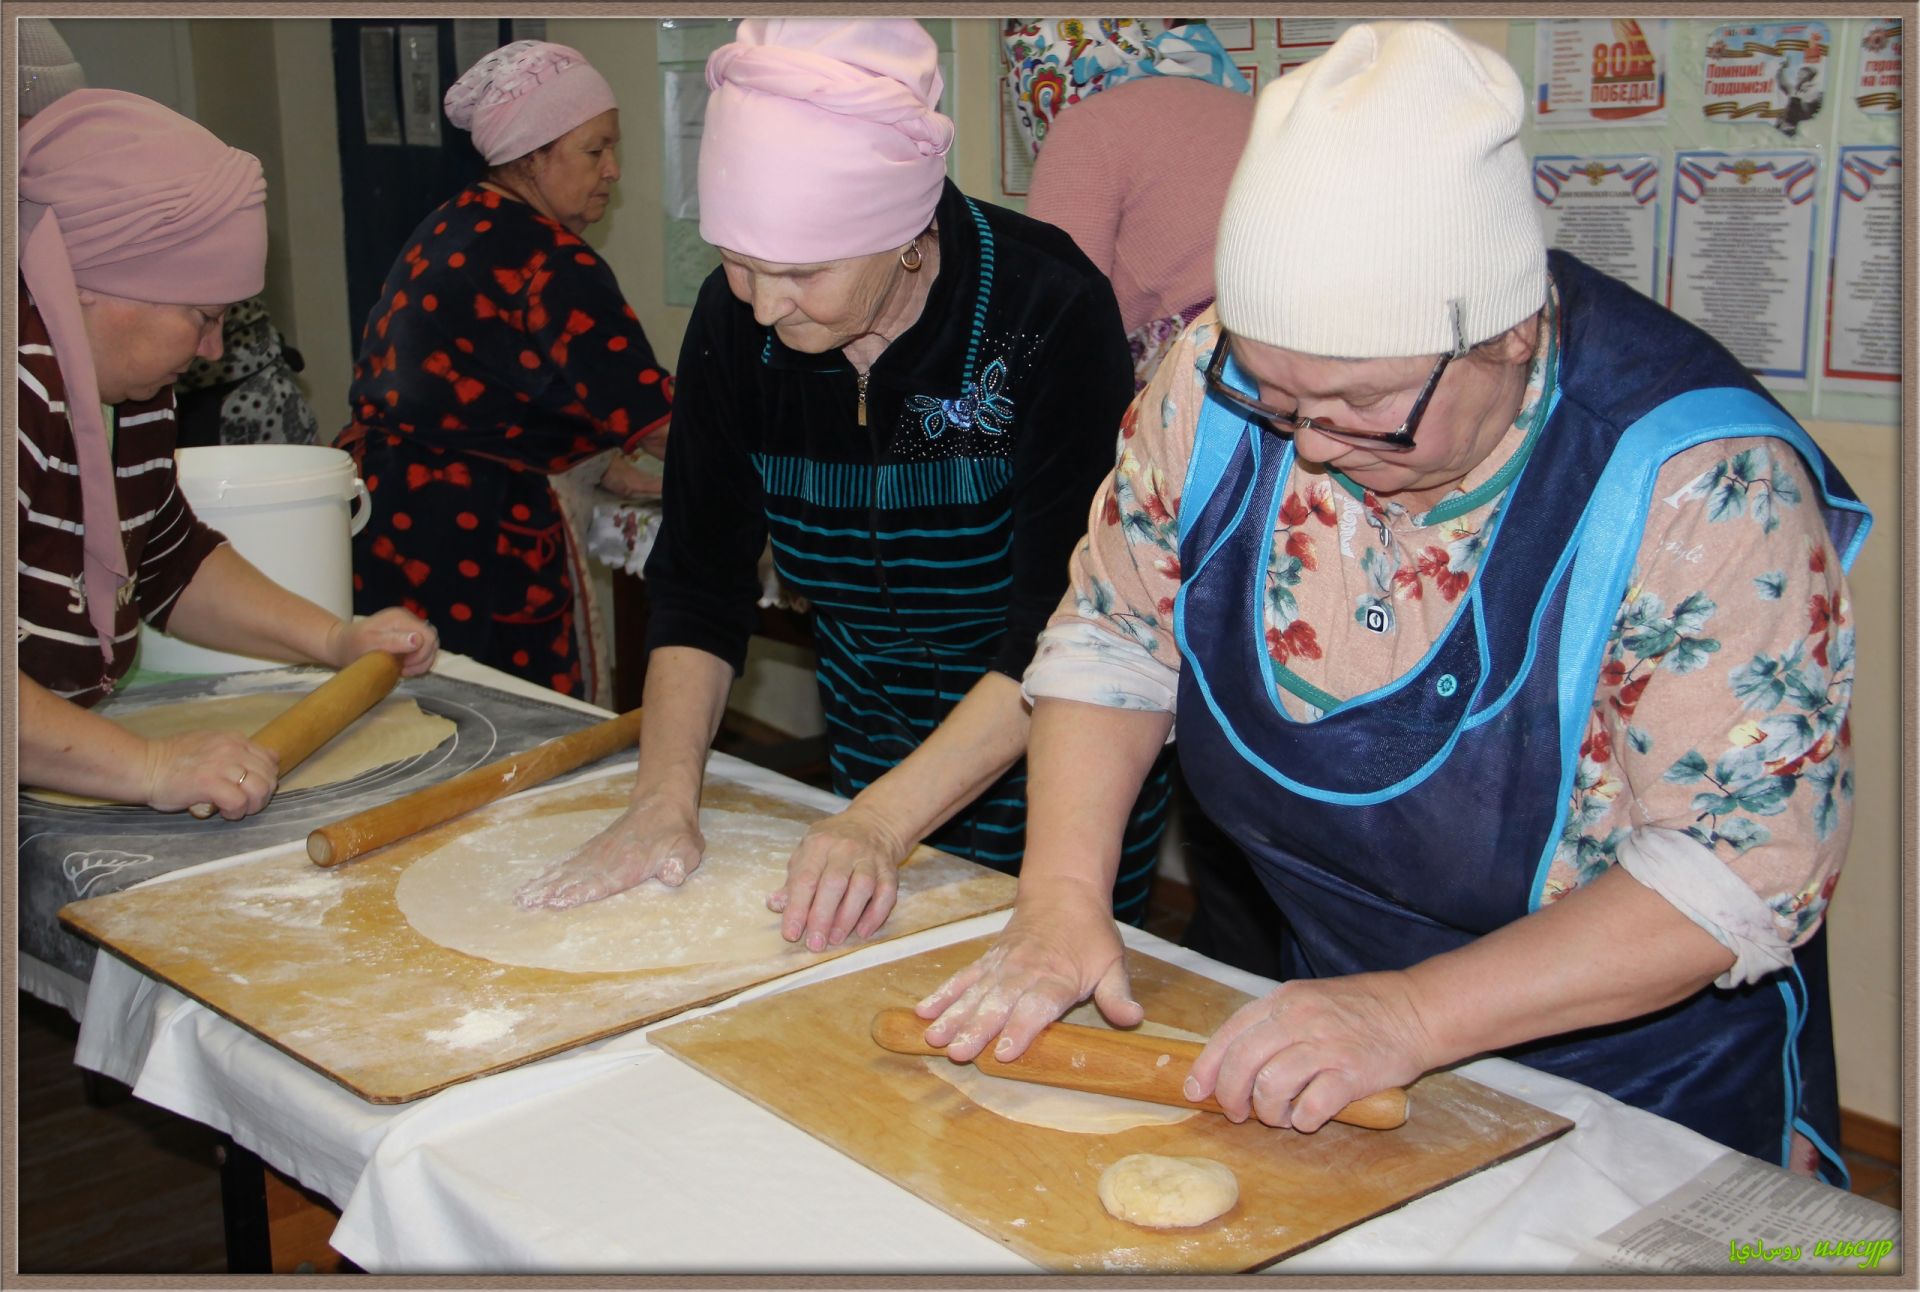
24, 692, 455, 806
921, 1004, 1205, 1133
395, 807, 811, 973
1098, 1153, 1239, 1228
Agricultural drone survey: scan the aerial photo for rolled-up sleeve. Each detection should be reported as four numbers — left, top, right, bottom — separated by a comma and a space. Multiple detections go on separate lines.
986, 279, 1135, 679
1023, 314, 1214, 715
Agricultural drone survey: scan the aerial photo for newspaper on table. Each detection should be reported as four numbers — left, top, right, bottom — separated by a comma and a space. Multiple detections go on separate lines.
1577, 1150, 1899, 1274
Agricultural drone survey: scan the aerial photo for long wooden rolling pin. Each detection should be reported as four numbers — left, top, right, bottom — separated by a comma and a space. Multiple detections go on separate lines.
871, 1007, 1409, 1131
189, 650, 402, 819
306, 708, 642, 867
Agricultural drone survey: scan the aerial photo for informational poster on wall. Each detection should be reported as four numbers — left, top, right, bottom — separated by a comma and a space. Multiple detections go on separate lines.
662, 69, 707, 223
397, 24, 442, 148
359, 26, 403, 147
1823, 146, 1901, 388
452, 19, 498, 80
1210, 18, 1255, 51
1533, 154, 1660, 297
1533, 19, 1669, 127
1852, 18, 1901, 113
1702, 21, 1832, 138
1667, 150, 1820, 385
1277, 17, 1357, 75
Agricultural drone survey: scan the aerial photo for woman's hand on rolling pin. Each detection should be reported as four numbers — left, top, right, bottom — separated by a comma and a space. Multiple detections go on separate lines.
913, 879, 1134, 1064
1184, 972, 1436, 1132
513, 795, 705, 909
327, 608, 439, 676
767, 805, 908, 953
142, 730, 279, 820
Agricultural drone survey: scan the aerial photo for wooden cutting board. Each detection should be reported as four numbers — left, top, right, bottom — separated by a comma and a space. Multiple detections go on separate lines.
652, 937, 1572, 1272
60, 774, 1015, 1103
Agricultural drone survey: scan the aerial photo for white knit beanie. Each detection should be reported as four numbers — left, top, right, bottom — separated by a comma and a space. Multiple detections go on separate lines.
1215, 22, 1546, 358
18, 18, 86, 118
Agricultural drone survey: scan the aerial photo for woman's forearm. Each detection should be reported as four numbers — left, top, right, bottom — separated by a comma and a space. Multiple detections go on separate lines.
630, 646, 735, 808
846, 671, 1033, 847
1404, 862, 1738, 1068
162, 544, 347, 666
18, 671, 153, 800
1017, 696, 1173, 900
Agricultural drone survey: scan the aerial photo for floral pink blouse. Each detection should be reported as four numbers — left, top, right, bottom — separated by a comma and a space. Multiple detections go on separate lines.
1027, 293, 1855, 981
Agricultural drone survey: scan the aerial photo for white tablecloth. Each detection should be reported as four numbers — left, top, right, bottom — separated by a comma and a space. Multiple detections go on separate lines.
65, 651, 1808, 1274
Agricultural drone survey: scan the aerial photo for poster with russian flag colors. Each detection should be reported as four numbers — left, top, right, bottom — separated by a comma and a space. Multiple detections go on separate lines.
1667, 150, 1820, 385
1824, 146, 1901, 386
1533, 155, 1660, 297
1534, 19, 1669, 127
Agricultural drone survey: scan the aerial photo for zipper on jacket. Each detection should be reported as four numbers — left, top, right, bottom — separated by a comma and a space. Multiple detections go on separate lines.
856, 370, 869, 427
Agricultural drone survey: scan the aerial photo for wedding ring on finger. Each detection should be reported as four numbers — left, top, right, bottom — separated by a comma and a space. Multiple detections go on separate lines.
236, 768, 248, 787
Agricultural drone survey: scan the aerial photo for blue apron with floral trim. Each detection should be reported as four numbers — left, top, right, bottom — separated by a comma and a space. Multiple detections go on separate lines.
1172, 252, 1871, 1177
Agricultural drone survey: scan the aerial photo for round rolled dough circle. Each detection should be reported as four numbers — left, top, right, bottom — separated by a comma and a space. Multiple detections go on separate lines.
921, 1004, 1205, 1134
395, 806, 811, 973
1097, 1153, 1239, 1228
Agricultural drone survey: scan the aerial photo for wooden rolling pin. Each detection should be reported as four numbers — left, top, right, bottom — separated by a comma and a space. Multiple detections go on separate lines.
189, 650, 402, 819
306, 708, 642, 867
871, 1007, 1409, 1131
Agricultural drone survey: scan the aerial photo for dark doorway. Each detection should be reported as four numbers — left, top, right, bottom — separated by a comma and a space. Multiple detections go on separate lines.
329, 19, 509, 348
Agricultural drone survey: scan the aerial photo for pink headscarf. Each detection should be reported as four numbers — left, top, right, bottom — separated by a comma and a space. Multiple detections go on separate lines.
18, 89, 267, 668
700, 19, 955, 263
444, 41, 617, 166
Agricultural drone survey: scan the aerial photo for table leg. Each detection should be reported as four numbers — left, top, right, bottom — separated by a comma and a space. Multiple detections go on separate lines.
216, 1137, 350, 1273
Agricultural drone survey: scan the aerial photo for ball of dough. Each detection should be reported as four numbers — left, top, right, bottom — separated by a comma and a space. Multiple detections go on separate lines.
1096, 1153, 1239, 1228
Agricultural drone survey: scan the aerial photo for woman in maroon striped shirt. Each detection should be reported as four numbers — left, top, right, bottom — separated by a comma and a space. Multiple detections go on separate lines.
17, 91, 437, 820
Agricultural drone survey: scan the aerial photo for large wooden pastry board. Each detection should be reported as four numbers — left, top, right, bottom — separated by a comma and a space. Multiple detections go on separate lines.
60, 775, 1015, 1103
652, 937, 1573, 1273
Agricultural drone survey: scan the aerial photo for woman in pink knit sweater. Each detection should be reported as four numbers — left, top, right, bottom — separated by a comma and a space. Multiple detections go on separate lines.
1026, 76, 1254, 389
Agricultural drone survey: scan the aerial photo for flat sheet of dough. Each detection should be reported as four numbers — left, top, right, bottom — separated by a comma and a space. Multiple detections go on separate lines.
922, 1004, 1206, 1133
24, 692, 456, 806
395, 807, 811, 974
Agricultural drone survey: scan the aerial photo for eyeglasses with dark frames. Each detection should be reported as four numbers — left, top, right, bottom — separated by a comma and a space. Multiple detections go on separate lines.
1200, 330, 1453, 452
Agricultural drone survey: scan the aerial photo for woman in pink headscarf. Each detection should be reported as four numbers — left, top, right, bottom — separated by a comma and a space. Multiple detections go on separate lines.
516, 19, 1174, 957
17, 90, 437, 819
338, 41, 672, 702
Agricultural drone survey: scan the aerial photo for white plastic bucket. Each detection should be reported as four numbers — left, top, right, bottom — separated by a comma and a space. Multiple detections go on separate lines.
138, 445, 371, 675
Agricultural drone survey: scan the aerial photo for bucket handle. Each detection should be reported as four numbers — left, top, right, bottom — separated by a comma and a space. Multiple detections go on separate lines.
349, 476, 372, 536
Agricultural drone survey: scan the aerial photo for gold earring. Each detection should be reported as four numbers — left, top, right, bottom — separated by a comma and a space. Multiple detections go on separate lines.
899, 242, 924, 272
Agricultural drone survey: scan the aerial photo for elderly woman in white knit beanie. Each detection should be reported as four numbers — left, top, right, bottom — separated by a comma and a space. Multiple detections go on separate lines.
921, 21, 1871, 1184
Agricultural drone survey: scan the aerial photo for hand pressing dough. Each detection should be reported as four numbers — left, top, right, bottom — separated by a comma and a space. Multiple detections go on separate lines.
1098, 1153, 1239, 1228
24, 692, 455, 806
396, 807, 812, 973
921, 1003, 1205, 1133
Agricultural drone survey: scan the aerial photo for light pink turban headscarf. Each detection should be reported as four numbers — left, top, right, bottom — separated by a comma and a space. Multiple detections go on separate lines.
700, 19, 955, 263
444, 40, 617, 165
18, 89, 267, 667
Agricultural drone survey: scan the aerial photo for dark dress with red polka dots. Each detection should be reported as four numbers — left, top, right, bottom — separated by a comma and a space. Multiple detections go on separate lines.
339, 185, 670, 696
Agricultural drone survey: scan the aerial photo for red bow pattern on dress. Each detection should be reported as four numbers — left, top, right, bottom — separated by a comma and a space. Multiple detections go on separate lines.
369, 534, 431, 588
406, 461, 473, 490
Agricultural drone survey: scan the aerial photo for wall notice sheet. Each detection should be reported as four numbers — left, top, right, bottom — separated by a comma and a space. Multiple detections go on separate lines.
1533, 154, 1659, 297
1823, 146, 1901, 386
1576, 1150, 1899, 1274
1667, 149, 1819, 385
398, 24, 441, 148
359, 27, 402, 147
1851, 18, 1901, 113
1533, 19, 1669, 127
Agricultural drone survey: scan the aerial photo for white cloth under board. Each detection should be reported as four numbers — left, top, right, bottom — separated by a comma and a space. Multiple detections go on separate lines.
62, 652, 1869, 1273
